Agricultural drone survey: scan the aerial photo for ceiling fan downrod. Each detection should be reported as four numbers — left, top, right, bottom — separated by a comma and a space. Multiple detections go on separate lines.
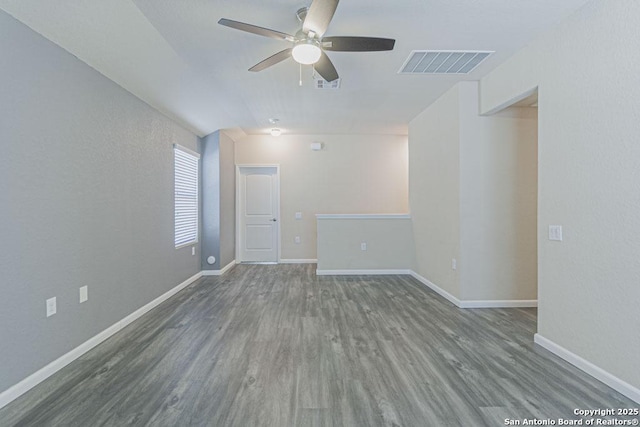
296, 7, 308, 23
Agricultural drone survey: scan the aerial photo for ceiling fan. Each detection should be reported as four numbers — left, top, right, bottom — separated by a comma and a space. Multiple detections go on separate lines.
218, 0, 395, 82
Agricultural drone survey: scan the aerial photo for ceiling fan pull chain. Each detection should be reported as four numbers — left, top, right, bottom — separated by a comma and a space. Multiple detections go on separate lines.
299, 63, 303, 87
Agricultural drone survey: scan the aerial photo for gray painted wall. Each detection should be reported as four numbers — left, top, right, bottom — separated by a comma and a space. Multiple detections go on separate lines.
219, 132, 236, 267
0, 11, 200, 393
200, 131, 236, 270
200, 132, 221, 270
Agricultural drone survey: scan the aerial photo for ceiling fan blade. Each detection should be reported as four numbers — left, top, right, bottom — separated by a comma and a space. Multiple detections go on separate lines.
249, 49, 293, 72
303, 0, 339, 38
314, 51, 339, 82
218, 18, 294, 42
322, 36, 396, 52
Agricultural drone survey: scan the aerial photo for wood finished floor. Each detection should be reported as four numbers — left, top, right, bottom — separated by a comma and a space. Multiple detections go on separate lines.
0, 264, 635, 427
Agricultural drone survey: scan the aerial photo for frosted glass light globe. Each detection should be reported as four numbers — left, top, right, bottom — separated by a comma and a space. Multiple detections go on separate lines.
292, 43, 321, 65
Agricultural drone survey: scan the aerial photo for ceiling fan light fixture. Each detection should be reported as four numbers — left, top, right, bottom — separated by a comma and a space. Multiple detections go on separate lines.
219, 1, 396, 82
270, 128, 282, 137
292, 41, 322, 65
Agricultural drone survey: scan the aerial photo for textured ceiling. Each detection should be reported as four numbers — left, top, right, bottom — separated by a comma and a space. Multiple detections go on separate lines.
0, 0, 590, 137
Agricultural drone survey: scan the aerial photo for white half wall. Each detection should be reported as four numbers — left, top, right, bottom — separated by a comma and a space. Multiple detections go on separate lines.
480, 0, 640, 393
316, 214, 414, 272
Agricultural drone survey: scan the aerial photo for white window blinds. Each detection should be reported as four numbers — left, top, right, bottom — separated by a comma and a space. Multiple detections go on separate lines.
174, 145, 199, 248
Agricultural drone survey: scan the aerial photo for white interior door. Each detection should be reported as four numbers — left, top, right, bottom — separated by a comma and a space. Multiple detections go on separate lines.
237, 166, 279, 262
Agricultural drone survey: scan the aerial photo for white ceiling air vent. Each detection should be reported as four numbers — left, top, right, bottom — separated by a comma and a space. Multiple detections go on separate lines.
399, 51, 493, 74
315, 78, 341, 89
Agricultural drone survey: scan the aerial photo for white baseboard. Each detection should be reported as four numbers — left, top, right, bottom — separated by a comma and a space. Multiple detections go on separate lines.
316, 269, 412, 276
409, 271, 463, 307
220, 260, 236, 274
459, 300, 538, 308
534, 334, 640, 404
280, 259, 318, 264
0, 271, 203, 410
314, 269, 537, 309
201, 260, 236, 276
409, 271, 537, 308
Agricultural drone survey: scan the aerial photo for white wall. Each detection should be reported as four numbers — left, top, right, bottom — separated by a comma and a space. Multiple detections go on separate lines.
235, 134, 409, 260
409, 86, 462, 298
316, 216, 414, 272
480, 0, 640, 394
409, 82, 538, 303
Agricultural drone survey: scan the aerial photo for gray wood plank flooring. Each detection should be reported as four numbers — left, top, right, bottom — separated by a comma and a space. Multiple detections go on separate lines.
0, 264, 636, 426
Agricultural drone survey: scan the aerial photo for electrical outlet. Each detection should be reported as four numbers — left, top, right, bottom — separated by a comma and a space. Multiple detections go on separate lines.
192, 246, 195, 255
295, 236, 301, 244
79, 286, 88, 303
452, 258, 457, 270
46, 297, 57, 317
361, 242, 367, 251
295, 212, 302, 220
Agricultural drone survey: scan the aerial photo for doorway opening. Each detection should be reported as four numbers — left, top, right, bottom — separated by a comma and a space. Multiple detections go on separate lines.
488, 87, 539, 308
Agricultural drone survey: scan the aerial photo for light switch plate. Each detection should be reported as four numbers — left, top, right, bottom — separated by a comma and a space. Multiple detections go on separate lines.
452, 258, 457, 270
295, 212, 302, 220
295, 236, 301, 244
46, 297, 57, 317
79, 286, 88, 303
549, 225, 563, 241
361, 242, 367, 251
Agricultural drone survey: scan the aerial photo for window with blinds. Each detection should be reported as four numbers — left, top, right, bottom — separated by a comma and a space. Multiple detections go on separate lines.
174, 145, 199, 248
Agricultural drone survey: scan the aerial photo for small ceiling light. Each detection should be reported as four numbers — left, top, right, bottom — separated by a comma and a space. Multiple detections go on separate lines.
292, 41, 322, 65
268, 118, 279, 125
270, 128, 282, 137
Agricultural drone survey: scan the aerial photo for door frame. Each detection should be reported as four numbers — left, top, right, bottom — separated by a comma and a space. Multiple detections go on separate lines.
235, 164, 281, 263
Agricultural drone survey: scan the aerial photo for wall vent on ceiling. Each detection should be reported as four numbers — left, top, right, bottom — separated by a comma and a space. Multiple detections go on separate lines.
398, 50, 493, 75
315, 78, 341, 89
